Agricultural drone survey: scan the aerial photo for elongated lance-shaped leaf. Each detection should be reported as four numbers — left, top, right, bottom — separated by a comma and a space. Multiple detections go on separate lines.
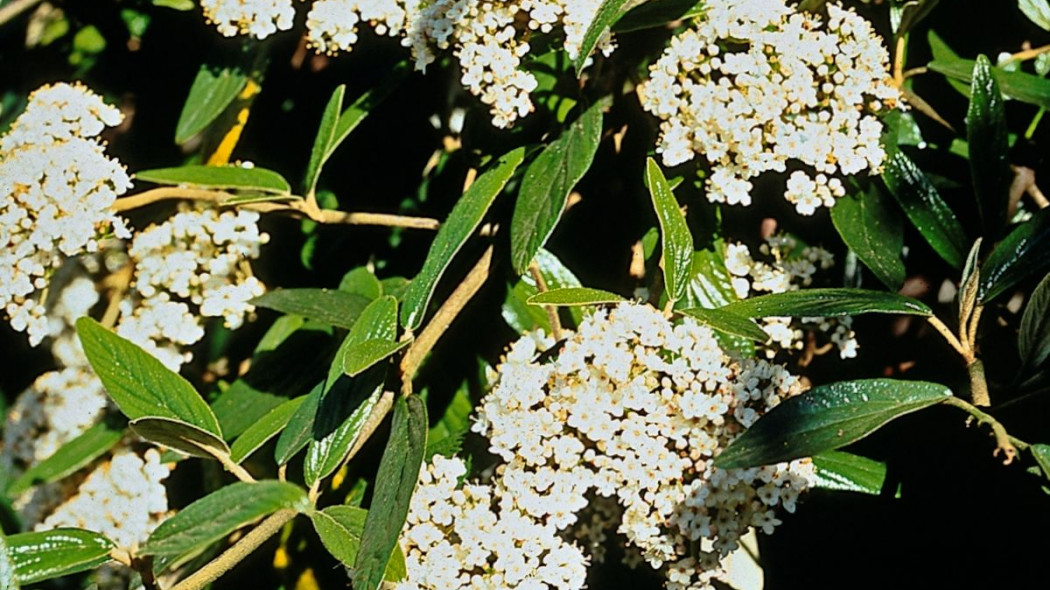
1021, 0, 1050, 31
511, 101, 603, 274
310, 506, 407, 582
967, 55, 1011, 237
6, 419, 124, 497
614, 0, 705, 33
230, 397, 305, 463
303, 84, 345, 196
503, 248, 585, 334
328, 62, 410, 162
720, 288, 932, 318
274, 381, 323, 466
142, 481, 308, 556
135, 165, 291, 194
678, 308, 769, 342
928, 57, 1050, 110
252, 289, 371, 330
811, 451, 889, 496
646, 158, 694, 303
881, 151, 967, 269
129, 416, 230, 459
176, 64, 247, 144
353, 395, 427, 590
76, 318, 222, 437
979, 208, 1050, 301
573, 0, 633, 75
715, 379, 952, 468
830, 184, 906, 289
401, 147, 525, 329
6, 528, 114, 585
527, 287, 624, 306
1019, 273, 1050, 372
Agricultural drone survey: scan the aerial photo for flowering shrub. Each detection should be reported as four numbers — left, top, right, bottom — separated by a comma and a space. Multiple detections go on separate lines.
2, 1, 1050, 590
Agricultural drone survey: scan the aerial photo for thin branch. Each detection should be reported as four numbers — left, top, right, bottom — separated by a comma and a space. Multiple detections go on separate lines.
941, 396, 1029, 464
200, 446, 257, 483
926, 315, 972, 362
400, 244, 494, 393
110, 187, 440, 230
1008, 43, 1050, 63
892, 35, 907, 88
0, 0, 43, 27
529, 260, 562, 340
1028, 183, 1050, 209
168, 509, 297, 590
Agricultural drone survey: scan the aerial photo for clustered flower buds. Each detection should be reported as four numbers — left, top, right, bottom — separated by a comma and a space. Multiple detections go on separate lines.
0, 82, 131, 344
640, 0, 899, 214
401, 303, 815, 590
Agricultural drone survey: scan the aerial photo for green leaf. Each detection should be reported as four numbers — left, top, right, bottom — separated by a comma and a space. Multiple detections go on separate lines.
646, 158, 694, 302
6, 529, 114, 584
303, 85, 345, 197
0, 533, 15, 590
881, 151, 967, 268
1019, 273, 1050, 372
135, 165, 291, 194
340, 267, 383, 300
353, 395, 427, 590
142, 481, 308, 556
76, 318, 222, 436
1032, 444, 1050, 481
928, 57, 1050, 110
252, 289, 371, 330
830, 185, 906, 289
613, 0, 704, 32
1020, 0, 1050, 31
343, 340, 410, 377
401, 147, 525, 330
573, 0, 632, 75
682, 245, 739, 309
527, 287, 624, 306
503, 249, 584, 334
720, 288, 932, 319
328, 62, 410, 162
6, 420, 124, 497
715, 379, 952, 468
967, 55, 1011, 236
309, 506, 406, 582
153, 0, 194, 10
678, 308, 769, 342
176, 64, 247, 144
229, 397, 306, 463
810, 451, 889, 496
220, 193, 302, 206
894, 0, 940, 36
511, 101, 603, 274
980, 209, 1050, 301
130, 416, 230, 459
926, 30, 971, 96
274, 382, 323, 466
425, 384, 474, 460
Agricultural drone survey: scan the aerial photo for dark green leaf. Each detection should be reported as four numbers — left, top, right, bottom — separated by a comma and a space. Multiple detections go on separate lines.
967, 55, 1011, 236
309, 506, 406, 582
175, 64, 247, 144
252, 289, 371, 330
1020, 0, 1050, 31
353, 395, 427, 590
304, 85, 345, 196
614, 0, 704, 33
926, 30, 971, 96
6, 420, 124, 497
343, 340, 410, 377
573, 0, 632, 75
682, 245, 739, 309
76, 318, 221, 436
7, 528, 113, 584
646, 158, 694, 302
980, 209, 1050, 301
1032, 444, 1050, 481
339, 267, 382, 300
1019, 273, 1050, 372
130, 417, 229, 459
511, 101, 603, 274
928, 57, 1050, 110
426, 381, 475, 460
830, 185, 906, 289
678, 308, 769, 342
894, 0, 940, 36
720, 288, 932, 319
230, 397, 306, 463
503, 249, 584, 334
135, 165, 291, 194
881, 151, 967, 268
142, 481, 308, 556
328, 62, 410, 162
527, 287, 624, 306
811, 451, 889, 496
274, 382, 323, 466
401, 147, 525, 329
715, 379, 951, 468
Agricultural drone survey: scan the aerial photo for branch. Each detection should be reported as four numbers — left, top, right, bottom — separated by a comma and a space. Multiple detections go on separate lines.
529, 260, 562, 340
926, 316, 972, 362
110, 187, 440, 230
941, 396, 1029, 465
168, 509, 297, 590
0, 0, 43, 27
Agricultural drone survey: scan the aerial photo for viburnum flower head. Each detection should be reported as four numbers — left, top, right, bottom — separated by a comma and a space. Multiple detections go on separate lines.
640, 0, 899, 215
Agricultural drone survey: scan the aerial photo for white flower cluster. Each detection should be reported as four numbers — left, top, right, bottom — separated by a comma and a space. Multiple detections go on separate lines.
199, 0, 295, 38
402, 303, 814, 590
0, 82, 130, 345
725, 236, 858, 359
397, 455, 589, 590
37, 449, 172, 550
640, 0, 899, 214
119, 202, 268, 369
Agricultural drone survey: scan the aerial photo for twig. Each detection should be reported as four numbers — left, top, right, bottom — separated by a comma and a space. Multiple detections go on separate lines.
1028, 183, 1050, 209
892, 36, 907, 88
399, 244, 494, 392
0, 0, 43, 27
926, 316, 972, 362
111, 187, 440, 230
941, 396, 1029, 464
1008, 43, 1050, 63
168, 509, 298, 590
201, 446, 257, 483
529, 260, 562, 340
